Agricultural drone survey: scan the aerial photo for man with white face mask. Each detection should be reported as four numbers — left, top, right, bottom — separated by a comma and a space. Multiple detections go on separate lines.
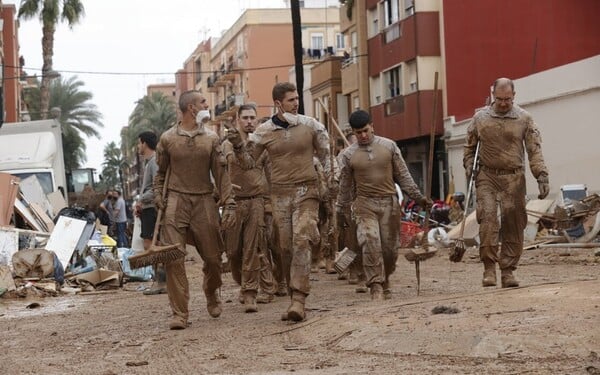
154, 90, 236, 330
226, 82, 331, 322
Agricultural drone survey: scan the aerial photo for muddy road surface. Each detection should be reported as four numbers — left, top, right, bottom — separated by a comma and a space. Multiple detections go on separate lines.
1, 246, 599, 374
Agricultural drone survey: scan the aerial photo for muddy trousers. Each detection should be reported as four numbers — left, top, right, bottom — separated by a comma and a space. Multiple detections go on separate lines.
340, 211, 364, 279
225, 197, 274, 294
271, 184, 320, 297
264, 214, 284, 287
353, 195, 401, 289
161, 192, 223, 321
476, 171, 527, 271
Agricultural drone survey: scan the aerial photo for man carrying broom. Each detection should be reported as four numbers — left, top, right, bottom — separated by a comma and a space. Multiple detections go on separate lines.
154, 90, 236, 330
337, 110, 431, 301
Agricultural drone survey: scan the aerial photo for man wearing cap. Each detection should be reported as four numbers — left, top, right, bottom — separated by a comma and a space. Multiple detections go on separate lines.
337, 109, 431, 301
226, 82, 331, 321
464, 77, 549, 288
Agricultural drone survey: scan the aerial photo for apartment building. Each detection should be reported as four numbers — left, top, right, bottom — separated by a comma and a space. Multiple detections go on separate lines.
442, 0, 600, 196
205, 7, 342, 132
341, 0, 600, 200
1, 4, 24, 124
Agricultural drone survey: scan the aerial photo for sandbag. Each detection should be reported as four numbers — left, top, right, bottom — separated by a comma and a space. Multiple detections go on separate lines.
12, 249, 55, 279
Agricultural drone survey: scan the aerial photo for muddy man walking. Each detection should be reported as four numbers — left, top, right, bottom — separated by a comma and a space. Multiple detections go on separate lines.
227, 82, 331, 322
464, 77, 549, 288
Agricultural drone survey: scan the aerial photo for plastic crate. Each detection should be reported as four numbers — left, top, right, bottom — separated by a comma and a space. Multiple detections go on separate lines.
400, 221, 423, 248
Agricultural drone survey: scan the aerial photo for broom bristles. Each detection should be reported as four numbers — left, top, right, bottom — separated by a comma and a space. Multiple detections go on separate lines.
449, 239, 466, 263
128, 243, 185, 269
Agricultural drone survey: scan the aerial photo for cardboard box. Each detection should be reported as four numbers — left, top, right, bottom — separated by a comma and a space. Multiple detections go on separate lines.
75, 269, 121, 288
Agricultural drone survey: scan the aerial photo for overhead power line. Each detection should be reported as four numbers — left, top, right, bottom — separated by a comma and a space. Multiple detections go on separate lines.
4, 54, 367, 77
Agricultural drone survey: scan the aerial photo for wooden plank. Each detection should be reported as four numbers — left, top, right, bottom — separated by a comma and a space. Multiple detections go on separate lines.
19, 175, 53, 217
0, 173, 20, 226
14, 198, 45, 232
29, 202, 54, 232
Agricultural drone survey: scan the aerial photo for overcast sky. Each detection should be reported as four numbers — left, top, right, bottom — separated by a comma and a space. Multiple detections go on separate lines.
6, 0, 289, 174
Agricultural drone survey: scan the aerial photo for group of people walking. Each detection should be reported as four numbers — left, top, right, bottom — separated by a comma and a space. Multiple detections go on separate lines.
135, 77, 548, 330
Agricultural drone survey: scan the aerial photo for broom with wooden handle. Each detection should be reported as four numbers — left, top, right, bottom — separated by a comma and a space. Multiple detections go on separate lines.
449, 140, 480, 262
128, 167, 185, 269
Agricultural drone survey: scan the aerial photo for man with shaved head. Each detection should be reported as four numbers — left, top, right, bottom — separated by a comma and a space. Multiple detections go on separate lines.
464, 78, 549, 288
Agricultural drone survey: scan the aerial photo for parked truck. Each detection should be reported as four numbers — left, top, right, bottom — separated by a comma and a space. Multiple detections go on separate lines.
0, 119, 68, 202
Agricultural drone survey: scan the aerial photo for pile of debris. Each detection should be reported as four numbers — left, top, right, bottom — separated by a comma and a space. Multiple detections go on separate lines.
0, 172, 152, 298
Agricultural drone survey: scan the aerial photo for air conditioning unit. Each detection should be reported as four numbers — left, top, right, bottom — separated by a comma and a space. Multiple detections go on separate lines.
234, 94, 245, 106
409, 81, 417, 91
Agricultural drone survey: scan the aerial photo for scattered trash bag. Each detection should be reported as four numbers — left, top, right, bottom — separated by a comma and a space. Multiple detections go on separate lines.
53, 207, 96, 225
52, 251, 65, 285
120, 248, 153, 281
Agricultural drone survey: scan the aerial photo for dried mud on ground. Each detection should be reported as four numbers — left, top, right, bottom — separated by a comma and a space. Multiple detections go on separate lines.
1, 246, 599, 375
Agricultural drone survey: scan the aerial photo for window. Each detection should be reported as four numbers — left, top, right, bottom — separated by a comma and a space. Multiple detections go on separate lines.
404, 0, 415, 17
351, 31, 358, 63
384, 66, 402, 99
382, 0, 400, 28
335, 33, 345, 50
353, 96, 360, 110
311, 33, 324, 51
367, 7, 379, 38
194, 59, 202, 84
406, 60, 417, 92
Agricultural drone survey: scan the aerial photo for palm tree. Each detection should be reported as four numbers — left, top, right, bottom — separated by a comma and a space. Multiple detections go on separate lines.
101, 141, 126, 190
18, 0, 85, 119
126, 91, 177, 148
22, 75, 104, 171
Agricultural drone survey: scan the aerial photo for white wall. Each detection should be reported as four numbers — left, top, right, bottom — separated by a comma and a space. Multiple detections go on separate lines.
444, 55, 600, 198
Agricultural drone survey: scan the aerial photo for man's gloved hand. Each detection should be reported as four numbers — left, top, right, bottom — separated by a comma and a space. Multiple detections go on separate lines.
418, 196, 434, 210
225, 126, 243, 149
220, 205, 237, 230
154, 195, 167, 211
537, 174, 549, 199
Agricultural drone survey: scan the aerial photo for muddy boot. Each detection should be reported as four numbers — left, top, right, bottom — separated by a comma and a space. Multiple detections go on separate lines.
143, 283, 167, 295
348, 269, 359, 285
310, 261, 319, 273
370, 283, 384, 301
243, 291, 258, 313
355, 284, 368, 293
501, 269, 519, 288
337, 269, 348, 281
482, 261, 497, 287
238, 289, 245, 304
325, 258, 336, 274
256, 291, 274, 304
286, 292, 306, 322
383, 289, 392, 300
169, 315, 187, 330
206, 291, 222, 318
275, 282, 288, 297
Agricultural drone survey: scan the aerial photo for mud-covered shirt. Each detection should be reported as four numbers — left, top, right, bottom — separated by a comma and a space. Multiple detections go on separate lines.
337, 135, 423, 205
464, 104, 548, 179
155, 122, 234, 206
223, 140, 269, 198
239, 114, 330, 186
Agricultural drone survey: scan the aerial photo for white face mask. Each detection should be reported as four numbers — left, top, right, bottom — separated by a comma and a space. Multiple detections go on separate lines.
196, 110, 211, 125
282, 111, 298, 126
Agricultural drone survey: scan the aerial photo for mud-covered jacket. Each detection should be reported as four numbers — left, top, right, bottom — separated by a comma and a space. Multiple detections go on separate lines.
337, 135, 423, 206
235, 114, 331, 186
463, 104, 548, 179
223, 139, 269, 198
154, 122, 234, 207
